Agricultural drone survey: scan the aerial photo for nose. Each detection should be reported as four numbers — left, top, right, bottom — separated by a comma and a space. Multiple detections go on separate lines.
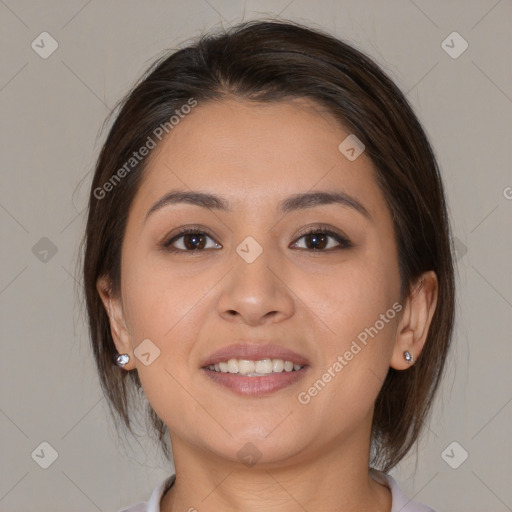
216, 242, 295, 326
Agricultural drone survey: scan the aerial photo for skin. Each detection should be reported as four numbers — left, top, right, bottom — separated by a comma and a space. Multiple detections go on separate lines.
98, 98, 438, 512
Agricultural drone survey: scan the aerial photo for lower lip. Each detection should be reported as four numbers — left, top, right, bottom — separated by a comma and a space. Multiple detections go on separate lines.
201, 367, 309, 396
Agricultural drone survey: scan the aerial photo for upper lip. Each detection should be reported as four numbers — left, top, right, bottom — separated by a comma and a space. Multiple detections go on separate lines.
201, 343, 310, 367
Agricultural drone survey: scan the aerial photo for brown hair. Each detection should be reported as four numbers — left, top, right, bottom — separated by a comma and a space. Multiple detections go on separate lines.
82, 19, 455, 472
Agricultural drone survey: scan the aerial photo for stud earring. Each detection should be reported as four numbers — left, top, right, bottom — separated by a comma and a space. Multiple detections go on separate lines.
115, 353, 130, 368
403, 350, 414, 364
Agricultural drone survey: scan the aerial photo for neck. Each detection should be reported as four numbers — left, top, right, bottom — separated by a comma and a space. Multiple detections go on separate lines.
160, 429, 391, 512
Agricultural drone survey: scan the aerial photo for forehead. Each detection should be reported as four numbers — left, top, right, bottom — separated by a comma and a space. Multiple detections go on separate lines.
132, 98, 386, 218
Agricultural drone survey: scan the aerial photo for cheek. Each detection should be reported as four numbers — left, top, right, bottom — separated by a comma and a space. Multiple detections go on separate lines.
121, 252, 207, 339
120, 250, 217, 370
121, 260, 210, 429
294, 263, 399, 430
305, 253, 400, 339
299, 252, 400, 401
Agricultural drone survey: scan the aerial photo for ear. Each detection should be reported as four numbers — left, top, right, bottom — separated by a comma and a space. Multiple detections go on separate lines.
96, 275, 135, 371
390, 270, 438, 370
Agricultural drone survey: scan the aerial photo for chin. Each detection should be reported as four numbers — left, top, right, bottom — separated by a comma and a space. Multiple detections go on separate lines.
212, 431, 308, 468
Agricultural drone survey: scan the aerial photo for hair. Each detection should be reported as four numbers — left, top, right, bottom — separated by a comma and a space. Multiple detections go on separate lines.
82, 19, 455, 473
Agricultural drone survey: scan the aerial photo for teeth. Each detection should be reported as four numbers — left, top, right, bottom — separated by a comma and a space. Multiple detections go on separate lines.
227, 359, 239, 373
238, 359, 255, 374
207, 358, 304, 375
272, 359, 284, 372
284, 360, 293, 372
255, 359, 273, 373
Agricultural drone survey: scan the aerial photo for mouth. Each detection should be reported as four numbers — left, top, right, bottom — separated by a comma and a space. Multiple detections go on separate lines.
200, 343, 310, 396
206, 357, 305, 375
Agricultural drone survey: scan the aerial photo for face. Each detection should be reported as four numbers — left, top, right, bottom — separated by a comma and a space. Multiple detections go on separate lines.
105, 98, 407, 467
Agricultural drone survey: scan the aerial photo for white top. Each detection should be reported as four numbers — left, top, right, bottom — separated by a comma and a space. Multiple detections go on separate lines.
117, 469, 437, 512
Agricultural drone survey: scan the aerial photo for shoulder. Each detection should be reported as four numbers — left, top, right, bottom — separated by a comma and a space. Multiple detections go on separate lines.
370, 469, 439, 512
116, 474, 176, 512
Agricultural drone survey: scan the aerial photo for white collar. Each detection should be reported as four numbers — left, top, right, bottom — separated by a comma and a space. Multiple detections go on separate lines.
145, 474, 175, 511
369, 469, 436, 512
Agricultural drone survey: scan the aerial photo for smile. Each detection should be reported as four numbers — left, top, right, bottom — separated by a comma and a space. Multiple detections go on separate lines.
205, 358, 304, 376
202, 358, 309, 396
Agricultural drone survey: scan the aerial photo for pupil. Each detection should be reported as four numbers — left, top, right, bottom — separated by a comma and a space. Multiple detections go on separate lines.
185, 233, 205, 250
308, 233, 327, 249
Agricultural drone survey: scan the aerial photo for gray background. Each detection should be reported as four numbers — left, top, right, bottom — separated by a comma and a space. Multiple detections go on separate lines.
1, 1, 511, 511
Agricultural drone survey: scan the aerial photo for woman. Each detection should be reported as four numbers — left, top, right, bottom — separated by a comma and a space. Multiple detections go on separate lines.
83, 19, 454, 512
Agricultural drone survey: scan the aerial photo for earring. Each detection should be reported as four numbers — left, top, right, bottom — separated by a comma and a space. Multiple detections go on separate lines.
403, 351, 414, 364
115, 353, 130, 368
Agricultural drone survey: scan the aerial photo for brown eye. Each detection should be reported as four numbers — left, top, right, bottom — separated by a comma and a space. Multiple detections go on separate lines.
303, 232, 329, 250
292, 228, 352, 251
182, 233, 207, 250
164, 229, 221, 252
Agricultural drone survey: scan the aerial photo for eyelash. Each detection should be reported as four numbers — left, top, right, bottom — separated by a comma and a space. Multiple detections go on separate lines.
161, 225, 353, 254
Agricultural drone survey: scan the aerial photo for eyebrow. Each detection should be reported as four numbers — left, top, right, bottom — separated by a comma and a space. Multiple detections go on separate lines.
145, 189, 371, 222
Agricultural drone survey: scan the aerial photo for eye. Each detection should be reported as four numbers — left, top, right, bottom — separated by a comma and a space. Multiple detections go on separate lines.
161, 225, 352, 253
291, 227, 352, 251
163, 228, 221, 252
